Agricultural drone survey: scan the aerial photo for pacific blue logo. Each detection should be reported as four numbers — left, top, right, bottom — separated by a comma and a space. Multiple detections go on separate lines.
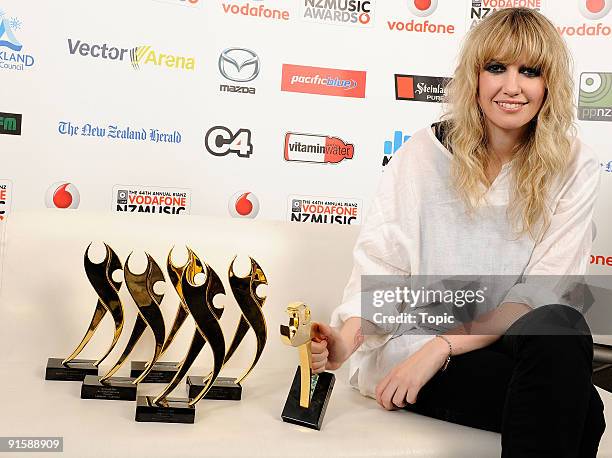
284, 132, 354, 164
394, 74, 450, 103
579, 72, 612, 122
0, 11, 35, 71
0, 112, 21, 135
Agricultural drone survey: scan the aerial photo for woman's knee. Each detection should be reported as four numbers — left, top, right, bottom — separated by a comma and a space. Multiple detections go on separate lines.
507, 303, 593, 340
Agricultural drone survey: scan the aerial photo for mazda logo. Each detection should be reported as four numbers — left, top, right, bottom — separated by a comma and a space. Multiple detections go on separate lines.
218, 47, 260, 83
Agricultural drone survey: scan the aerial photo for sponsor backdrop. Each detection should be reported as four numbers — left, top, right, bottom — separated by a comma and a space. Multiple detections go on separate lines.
1, 0, 612, 279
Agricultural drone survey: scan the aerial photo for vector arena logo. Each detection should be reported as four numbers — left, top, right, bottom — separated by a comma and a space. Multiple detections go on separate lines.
45, 182, 80, 209
557, 0, 612, 36
67, 39, 195, 71
388, 0, 456, 34
300, 0, 374, 27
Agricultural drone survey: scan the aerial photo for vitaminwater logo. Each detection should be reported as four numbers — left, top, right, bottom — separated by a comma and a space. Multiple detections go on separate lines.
113, 186, 191, 215
67, 39, 195, 71
383, 131, 411, 167
468, 0, 542, 28
557, 1, 611, 36
300, 0, 374, 27
229, 191, 260, 218
0, 180, 12, 221
289, 195, 362, 225
221, 2, 290, 21
0, 11, 35, 71
284, 132, 354, 164
388, 0, 456, 34
45, 182, 80, 209
578, 72, 612, 121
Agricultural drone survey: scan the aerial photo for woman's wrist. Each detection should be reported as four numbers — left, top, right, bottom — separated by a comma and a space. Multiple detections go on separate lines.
425, 335, 452, 370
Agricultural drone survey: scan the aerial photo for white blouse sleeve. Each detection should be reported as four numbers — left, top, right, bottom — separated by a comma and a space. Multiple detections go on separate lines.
501, 142, 601, 309
330, 144, 416, 350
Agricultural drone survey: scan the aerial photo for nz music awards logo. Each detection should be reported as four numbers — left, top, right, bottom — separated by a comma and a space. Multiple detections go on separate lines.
0, 180, 12, 221
284, 132, 354, 164
113, 186, 191, 215
300, 0, 374, 27
281, 64, 366, 98
557, 0, 611, 37
394, 75, 450, 103
0, 111, 21, 135
0, 10, 35, 71
229, 191, 260, 218
468, 0, 542, 28
388, 0, 457, 34
289, 195, 362, 225
205, 126, 253, 158
218, 48, 260, 95
45, 182, 80, 209
67, 39, 195, 71
383, 130, 411, 167
579, 72, 612, 122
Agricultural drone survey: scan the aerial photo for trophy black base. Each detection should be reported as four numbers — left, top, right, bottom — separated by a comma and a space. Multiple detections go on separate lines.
81, 375, 137, 401
281, 367, 335, 431
45, 357, 98, 381
130, 361, 179, 383
186, 376, 242, 400
135, 396, 195, 424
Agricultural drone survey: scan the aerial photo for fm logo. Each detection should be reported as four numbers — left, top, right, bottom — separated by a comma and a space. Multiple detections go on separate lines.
205, 126, 253, 158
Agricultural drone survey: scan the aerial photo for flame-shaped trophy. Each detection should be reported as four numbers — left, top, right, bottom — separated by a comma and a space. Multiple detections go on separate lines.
81, 252, 167, 401
130, 249, 204, 383
280, 302, 335, 431
186, 256, 268, 401
45, 243, 124, 381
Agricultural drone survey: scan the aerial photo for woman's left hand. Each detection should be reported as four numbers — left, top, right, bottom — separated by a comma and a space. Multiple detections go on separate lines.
375, 337, 450, 410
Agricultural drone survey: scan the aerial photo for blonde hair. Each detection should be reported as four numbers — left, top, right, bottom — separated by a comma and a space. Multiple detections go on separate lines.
442, 7, 576, 240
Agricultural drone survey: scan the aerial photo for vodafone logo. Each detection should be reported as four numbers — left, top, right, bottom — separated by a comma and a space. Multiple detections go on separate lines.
45, 182, 80, 209
407, 0, 438, 17
229, 191, 260, 218
580, 0, 612, 19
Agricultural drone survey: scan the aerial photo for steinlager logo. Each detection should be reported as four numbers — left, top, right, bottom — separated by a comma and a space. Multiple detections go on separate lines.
0, 112, 22, 135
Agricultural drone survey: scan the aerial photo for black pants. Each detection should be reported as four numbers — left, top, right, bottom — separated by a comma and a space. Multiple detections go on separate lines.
404, 304, 606, 457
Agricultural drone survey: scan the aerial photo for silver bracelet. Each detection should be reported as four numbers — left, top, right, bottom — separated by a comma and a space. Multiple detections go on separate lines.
436, 335, 453, 372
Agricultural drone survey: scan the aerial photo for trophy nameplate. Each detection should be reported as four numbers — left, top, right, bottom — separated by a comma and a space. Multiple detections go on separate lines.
82, 253, 166, 400
136, 249, 226, 423
280, 302, 335, 431
186, 256, 268, 401
45, 243, 124, 381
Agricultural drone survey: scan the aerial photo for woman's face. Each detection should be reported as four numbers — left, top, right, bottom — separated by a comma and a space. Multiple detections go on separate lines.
477, 59, 546, 135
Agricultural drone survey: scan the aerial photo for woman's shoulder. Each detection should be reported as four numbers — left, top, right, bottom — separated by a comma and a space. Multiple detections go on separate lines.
391, 123, 450, 165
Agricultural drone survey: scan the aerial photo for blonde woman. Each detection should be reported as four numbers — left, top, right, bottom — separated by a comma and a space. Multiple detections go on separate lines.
312, 8, 604, 457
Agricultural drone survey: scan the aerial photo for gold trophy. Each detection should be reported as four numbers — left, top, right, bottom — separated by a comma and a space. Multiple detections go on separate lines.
280, 302, 335, 430
45, 243, 124, 381
135, 249, 227, 423
186, 256, 268, 400
81, 252, 166, 401
130, 249, 204, 383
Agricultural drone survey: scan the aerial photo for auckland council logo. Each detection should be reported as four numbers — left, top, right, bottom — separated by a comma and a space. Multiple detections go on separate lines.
0, 10, 35, 71
45, 182, 80, 209
229, 191, 260, 218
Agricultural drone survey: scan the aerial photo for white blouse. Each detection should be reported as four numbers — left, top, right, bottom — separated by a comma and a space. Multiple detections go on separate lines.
330, 126, 601, 398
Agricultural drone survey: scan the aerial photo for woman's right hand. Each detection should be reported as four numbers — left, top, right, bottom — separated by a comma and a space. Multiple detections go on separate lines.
310, 321, 355, 373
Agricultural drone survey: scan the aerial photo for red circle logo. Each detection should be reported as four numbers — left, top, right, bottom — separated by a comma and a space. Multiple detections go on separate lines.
228, 191, 260, 218
407, 0, 438, 17
45, 182, 80, 209
580, 0, 611, 18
